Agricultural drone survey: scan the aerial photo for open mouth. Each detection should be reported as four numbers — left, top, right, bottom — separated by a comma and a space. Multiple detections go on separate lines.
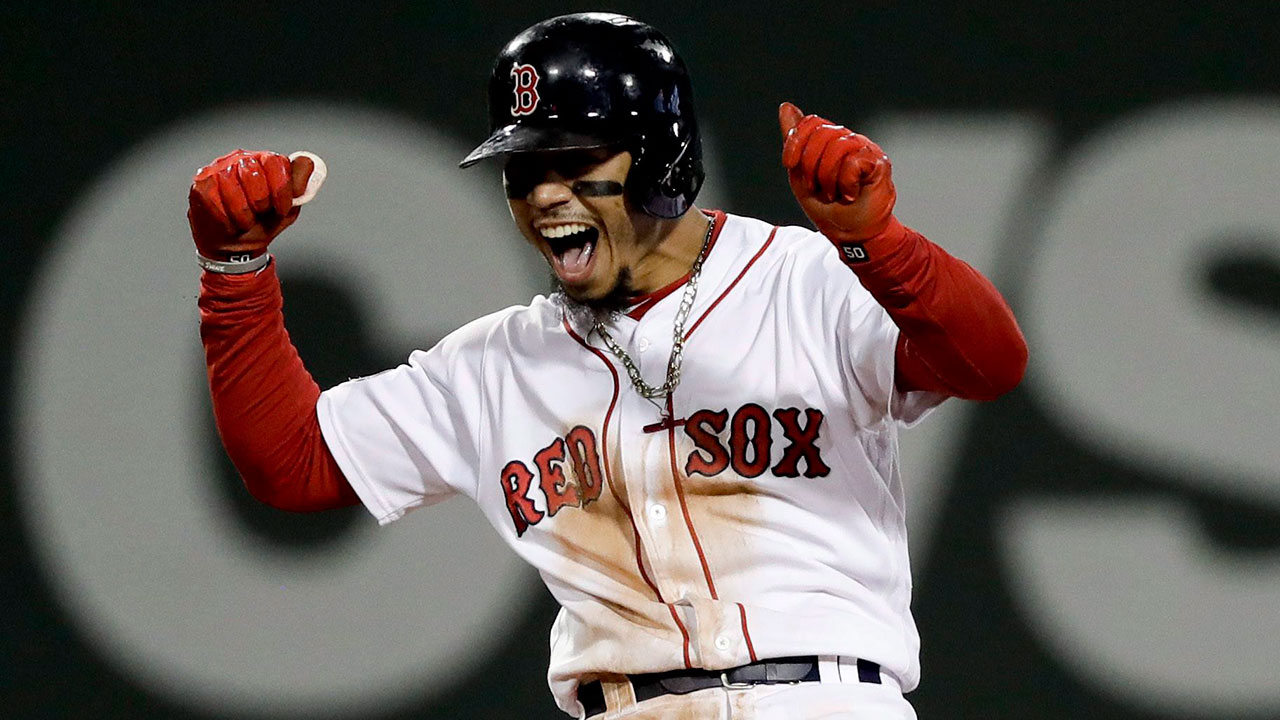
541, 223, 600, 283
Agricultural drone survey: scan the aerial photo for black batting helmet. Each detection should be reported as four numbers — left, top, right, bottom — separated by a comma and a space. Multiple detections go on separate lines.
459, 12, 704, 219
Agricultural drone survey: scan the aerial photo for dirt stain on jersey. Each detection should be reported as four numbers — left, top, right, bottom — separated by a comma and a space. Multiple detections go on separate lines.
674, 463, 766, 598
547, 432, 671, 632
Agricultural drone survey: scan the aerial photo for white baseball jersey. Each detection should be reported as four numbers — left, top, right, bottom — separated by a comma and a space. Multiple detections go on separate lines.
317, 210, 945, 716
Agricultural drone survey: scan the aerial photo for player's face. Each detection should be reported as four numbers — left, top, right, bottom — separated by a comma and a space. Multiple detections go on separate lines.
505, 148, 655, 309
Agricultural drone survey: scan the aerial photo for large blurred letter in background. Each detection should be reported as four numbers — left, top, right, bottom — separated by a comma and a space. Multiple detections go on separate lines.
1008, 99, 1280, 717
16, 103, 542, 717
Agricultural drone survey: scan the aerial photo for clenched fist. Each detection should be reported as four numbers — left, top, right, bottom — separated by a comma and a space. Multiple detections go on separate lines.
779, 102, 896, 244
187, 150, 315, 261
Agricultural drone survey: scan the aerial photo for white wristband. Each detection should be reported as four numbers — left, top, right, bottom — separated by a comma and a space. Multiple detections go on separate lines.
196, 252, 272, 274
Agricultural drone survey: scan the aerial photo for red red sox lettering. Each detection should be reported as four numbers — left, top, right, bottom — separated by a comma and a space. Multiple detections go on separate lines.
501, 405, 829, 535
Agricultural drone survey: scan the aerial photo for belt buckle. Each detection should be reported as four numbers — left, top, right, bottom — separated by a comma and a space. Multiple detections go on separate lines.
720, 671, 753, 690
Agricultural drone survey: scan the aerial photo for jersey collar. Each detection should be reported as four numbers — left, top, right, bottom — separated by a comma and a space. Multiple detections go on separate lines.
625, 209, 727, 321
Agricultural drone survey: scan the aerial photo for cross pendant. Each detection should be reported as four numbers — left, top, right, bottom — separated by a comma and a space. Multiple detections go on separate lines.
642, 414, 686, 434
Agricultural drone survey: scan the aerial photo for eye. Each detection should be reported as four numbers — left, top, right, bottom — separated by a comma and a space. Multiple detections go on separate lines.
503, 160, 540, 199
554, 154, 601, 177
502, 148, 620, 199
557, 148, 618, 176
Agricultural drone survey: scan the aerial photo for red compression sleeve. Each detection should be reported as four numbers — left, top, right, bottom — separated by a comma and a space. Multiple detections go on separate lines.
199, 261, 360, 511
845, 218, 1028, 400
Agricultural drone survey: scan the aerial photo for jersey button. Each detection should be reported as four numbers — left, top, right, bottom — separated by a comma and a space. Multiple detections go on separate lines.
714, 635, 732, 651
647, 503, 667, 523
637, 336, 651, 352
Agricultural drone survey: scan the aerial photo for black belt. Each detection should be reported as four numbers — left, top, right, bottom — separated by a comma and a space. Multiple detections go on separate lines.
579, 656, 881, 718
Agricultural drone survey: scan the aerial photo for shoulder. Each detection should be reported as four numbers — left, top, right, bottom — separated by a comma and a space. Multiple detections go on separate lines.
770, 223, 841, 264
717, 212, 834, 261
330, 299, 561, 401
713, 214, 875, 319
430, 295, 562, 361
717, 212, 850, 278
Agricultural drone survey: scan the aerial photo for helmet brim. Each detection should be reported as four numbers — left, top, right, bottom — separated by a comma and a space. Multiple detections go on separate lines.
459, 124, 613, 168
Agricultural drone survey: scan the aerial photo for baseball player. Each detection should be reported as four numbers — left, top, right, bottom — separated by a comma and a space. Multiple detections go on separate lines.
190, 12, 1026, 719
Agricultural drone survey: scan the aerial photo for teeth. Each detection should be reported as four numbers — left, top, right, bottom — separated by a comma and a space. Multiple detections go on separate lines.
541, 223, 591, 239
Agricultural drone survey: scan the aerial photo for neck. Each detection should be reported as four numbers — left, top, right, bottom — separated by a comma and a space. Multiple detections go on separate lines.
628, 206, 711, 294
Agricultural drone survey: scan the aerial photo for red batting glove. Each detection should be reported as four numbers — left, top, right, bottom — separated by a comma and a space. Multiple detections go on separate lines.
779, 102, 898, 253
187, 150, 314, 261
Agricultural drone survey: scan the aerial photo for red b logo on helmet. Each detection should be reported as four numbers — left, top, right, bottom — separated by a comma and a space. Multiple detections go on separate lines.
511, 64, 540, 116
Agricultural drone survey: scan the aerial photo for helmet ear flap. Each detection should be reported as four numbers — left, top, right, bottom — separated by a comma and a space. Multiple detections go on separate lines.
630, 132, 705, 219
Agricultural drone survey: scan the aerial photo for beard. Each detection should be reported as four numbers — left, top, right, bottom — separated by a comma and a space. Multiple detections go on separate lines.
550, 266, 637, 317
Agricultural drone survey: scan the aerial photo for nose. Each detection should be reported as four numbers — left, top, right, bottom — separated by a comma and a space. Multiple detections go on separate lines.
528, 175, 574, 209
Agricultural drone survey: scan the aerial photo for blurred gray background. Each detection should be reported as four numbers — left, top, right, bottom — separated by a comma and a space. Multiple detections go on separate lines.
3, 1, 1278, 718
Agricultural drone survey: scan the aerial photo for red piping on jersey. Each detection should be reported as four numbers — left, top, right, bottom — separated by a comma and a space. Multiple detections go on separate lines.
736, 603, 758, 662
658, 223, 778, 654
666, 604, 693, 669
563, 316, 664, 602
625, 210, 727, 321
564, 316, 694, 669
664, 395, 719, 600
684, 226, 779, 340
